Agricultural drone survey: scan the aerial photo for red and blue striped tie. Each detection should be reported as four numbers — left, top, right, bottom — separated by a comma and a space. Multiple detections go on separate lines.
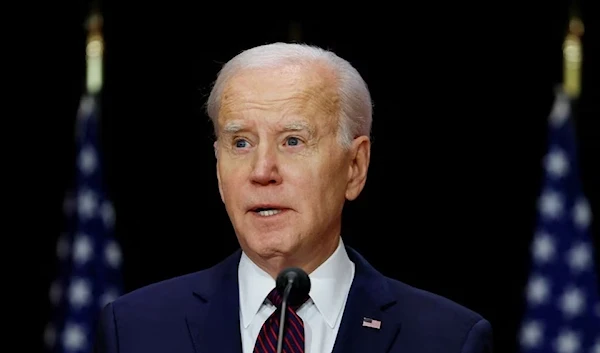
253, 288, 309, 353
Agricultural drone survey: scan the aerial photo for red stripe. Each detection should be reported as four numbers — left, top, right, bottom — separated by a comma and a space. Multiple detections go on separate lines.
263, 323, 276, 352
285, 337, 296, 353
286, 319, 303, 350
268, 325, 279, 346
288, 310, 303, 339
289, 309, 303, 326
257, 328, 269, 352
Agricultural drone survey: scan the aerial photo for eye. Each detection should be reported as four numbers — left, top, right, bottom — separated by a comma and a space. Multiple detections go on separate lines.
234, 139, 249, 148
285, 137, 301, 146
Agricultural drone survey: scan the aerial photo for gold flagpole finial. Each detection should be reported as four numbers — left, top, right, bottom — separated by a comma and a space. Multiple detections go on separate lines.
563, 11, 584, 99
85, 9, 104, 95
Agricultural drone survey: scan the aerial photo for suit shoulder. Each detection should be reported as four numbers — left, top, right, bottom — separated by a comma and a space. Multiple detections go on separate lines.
110, 255, 230, 317
112, 250, 240, 312
381, 276, 493, 351
95, 257, 240, 352
110, 270, 205, 313
121, 270, 205, 298
384, 276, 488, 329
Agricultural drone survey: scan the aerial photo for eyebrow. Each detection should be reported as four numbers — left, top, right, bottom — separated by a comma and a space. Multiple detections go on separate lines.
282, 121, 314, 135
222, 122, 243, 134
221, 120, 314, 135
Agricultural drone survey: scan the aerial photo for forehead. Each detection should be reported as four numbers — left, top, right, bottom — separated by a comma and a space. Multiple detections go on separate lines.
217, 63, 340, 131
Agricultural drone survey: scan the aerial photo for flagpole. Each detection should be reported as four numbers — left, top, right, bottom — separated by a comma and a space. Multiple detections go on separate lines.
85, 7, 104, 96
562, 5, 583, 100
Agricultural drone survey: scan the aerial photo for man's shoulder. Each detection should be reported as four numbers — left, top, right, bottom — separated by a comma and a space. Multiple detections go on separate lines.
119, 270, 206, 299
384, 275, 484, 324
94, 257, 240, 352
110, 270, 207, 316
346, 246, 492, 350
379, 275, 493, 351
348, 247, 487, 328
110, 251, 239, 316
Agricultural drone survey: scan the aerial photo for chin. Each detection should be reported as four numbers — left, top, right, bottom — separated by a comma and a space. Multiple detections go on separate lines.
243, 232, 300, 259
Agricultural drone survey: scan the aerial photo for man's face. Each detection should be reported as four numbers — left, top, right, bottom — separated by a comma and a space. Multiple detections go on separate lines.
215, 63, 369, 266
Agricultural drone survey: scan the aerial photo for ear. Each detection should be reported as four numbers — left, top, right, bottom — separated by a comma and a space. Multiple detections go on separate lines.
345, 136, 371, 201
214, 141, 225, 203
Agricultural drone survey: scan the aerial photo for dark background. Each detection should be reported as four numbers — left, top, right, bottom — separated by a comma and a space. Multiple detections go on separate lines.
25, 1, 599, 352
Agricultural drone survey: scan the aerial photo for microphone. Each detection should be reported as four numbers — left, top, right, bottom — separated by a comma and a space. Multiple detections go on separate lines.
275, 267, 311, 353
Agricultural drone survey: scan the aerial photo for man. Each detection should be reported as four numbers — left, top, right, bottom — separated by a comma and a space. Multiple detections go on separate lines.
94, 42, 493, 353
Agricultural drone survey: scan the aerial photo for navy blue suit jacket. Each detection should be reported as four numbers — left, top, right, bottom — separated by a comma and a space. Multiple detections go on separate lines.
94, 246, 493, 353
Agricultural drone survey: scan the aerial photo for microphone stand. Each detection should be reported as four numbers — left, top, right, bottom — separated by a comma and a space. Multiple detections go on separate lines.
276, 280, 294, 353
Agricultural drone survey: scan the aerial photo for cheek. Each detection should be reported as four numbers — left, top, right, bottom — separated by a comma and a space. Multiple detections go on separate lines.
317, 159, 349, 197
218, 164, 245, 195
285, 161, 344, 200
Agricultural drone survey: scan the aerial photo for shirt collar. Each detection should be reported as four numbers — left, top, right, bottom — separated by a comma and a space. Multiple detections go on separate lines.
238, 251, 276, 329
238, 238, 355, 329
308, 238, 355, 328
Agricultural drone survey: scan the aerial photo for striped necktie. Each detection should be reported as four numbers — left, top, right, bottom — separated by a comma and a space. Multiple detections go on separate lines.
253, 288, 310, 353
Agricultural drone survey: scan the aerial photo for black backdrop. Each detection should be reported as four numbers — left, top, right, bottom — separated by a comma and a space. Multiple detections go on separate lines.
29, 2, 599, 353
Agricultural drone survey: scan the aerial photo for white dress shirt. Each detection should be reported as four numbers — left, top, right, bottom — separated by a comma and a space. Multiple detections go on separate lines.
238, 238, 355, 353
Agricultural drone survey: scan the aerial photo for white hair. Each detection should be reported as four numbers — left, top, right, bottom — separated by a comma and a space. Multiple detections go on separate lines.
205, 42, 372, 148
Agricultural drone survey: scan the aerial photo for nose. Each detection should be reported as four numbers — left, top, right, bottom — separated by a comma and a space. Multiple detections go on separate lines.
250, 143, 283, 186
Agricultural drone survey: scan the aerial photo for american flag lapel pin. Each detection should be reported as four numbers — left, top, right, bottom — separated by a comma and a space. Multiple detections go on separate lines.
362, 317, 381, 329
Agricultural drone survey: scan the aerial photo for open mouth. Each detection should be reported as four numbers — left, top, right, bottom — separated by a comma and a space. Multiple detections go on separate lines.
252, 208, 284, 217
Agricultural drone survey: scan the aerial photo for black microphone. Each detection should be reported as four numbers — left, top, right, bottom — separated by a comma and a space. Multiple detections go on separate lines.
275, 267, 311, 353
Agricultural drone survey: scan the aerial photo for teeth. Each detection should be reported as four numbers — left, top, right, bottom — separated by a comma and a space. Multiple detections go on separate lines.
257, 209, 281, 217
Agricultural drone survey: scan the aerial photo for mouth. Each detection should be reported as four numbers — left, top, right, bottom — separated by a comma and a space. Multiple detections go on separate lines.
249, 206, 288, 217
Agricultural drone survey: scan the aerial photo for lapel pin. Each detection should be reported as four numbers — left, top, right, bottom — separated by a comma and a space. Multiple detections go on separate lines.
362, 317, 381, 329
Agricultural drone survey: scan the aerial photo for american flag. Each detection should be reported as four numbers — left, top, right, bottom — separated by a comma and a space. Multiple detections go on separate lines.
44, 94, 123, 353
362, 317, 381, 329
518, 89, 600, 353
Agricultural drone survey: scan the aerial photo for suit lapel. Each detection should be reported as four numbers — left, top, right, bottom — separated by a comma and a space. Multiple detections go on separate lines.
332, 247, 401, 353
186, 250, 243, 353
183, 246, 401, 353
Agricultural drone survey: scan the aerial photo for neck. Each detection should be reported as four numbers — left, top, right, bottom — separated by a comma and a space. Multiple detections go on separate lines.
251, 236, 340, 279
